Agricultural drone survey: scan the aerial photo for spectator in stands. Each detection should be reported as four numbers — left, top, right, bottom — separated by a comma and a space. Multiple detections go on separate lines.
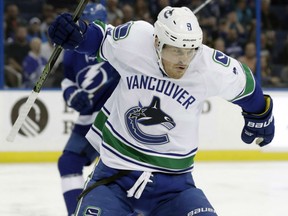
107, 0, 123, 24
120, 0, 135, 5
4, 4, 26, 42
5, 26, 30, 74
280, 66, 288, 87
277, 34, 288, 87
213, 37, 226, 53
238, 42, 257, 73
260, 32, 271, 58
217, 18, 229, 40
235, 0, 256, 42
246, 18, 256, 43
39, 4, 56, 41
261, 56, 283, 87
224, 10, 247, 58
202, 29, 213, 47
27, 17, 48, 42
226, 11, 245, 40
225, 28, 243, 58
3, 0, 286, 90
22, 37, 47, 88
260, 30, 279, 64
11, 0, 44, 19
266, 30, 279, 61
218, 0, 234, 17
45, 0, 78, 14
198, 16, 217, 38
111, 16, 124, 26
261, 55, 283, 87
190, 0, 219, 38
121, 4, 135, 23
277, 34, 288, 65
134, 0, 153, 23
235, 0, 253, 29
261, 0, 280, 30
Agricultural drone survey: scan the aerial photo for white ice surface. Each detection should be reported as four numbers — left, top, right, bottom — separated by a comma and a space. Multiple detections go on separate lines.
0, 162, 287, 216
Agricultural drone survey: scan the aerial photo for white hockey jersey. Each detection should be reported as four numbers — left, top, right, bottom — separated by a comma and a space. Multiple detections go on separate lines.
86, 21, 255, 174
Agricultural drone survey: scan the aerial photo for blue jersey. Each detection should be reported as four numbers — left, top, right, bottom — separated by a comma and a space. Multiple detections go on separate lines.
61, 50, 120, 135
22, 52, 47, 88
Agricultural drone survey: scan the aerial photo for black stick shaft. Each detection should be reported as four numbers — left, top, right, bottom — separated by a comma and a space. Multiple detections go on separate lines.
34, 0, 89, 93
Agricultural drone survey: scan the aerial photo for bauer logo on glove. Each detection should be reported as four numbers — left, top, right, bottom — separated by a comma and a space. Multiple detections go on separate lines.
241, 95, 275, 147
246, 115, 274, 128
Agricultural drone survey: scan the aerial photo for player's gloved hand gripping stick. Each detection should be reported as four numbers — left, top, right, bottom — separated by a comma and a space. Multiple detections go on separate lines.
6, 0, 90, 142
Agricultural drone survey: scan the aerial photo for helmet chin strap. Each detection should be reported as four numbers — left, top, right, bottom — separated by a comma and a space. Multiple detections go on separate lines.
156, 53, 167, 77
155, 37, 169, 77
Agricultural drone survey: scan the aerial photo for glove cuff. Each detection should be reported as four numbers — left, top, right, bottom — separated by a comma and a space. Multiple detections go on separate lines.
242, 95, 273, 118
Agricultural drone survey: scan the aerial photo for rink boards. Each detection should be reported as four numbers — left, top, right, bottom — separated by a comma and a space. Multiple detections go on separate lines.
1, 90, 288, 162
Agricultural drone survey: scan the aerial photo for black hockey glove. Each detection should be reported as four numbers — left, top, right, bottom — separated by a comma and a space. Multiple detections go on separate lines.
67, 90, 93, 114
241, 95, 275, 147
48, 13, 87, 50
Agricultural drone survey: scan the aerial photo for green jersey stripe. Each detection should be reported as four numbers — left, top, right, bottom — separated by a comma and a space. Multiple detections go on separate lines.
102, 125, 195, 170
93, 109, 196, 169
93, 110, 108, 131
92, 20, 107, 62
231, 62, 255, 102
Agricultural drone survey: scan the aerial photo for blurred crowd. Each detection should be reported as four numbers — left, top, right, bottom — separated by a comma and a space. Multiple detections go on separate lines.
3, 0, 288, 88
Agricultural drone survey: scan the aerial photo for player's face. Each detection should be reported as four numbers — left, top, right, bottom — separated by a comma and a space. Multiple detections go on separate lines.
161, 44, 196, 79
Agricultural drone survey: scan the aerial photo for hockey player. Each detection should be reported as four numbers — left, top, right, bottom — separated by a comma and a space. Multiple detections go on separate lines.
57, 3, 120, 215
48, 6, 275, 216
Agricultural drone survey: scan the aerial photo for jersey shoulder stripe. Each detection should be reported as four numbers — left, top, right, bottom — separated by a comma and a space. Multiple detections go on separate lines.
231, 62, 255, 102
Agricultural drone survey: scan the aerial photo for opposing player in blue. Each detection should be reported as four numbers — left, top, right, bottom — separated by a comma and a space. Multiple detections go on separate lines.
57, 3, 120, 215
49, 6, 275, 216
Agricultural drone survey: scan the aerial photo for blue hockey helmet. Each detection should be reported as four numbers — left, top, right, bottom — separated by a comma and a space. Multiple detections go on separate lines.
81, 3, 107, 23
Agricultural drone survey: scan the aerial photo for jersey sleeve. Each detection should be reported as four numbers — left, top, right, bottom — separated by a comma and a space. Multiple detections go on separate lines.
232, 63, 266, 114
63, 50, 77, 81
75, 20, 106, 56
208, 49, 265, 113
207, 49, 255, 102
229, 62, 256, 102
98, 21, 154, 69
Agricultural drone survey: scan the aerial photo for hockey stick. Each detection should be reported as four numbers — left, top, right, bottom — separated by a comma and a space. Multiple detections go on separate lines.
6, 0, 90, 142
193, 0, 213, 14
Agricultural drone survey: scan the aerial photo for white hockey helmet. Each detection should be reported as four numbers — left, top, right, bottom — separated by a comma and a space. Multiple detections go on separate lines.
154, 6, 203, 73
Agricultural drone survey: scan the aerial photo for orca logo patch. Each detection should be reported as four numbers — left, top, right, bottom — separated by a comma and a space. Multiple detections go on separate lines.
125, 96, 175, 145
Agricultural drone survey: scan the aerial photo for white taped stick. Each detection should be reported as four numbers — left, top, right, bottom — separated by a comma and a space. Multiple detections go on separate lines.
6, 91, 39, 142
